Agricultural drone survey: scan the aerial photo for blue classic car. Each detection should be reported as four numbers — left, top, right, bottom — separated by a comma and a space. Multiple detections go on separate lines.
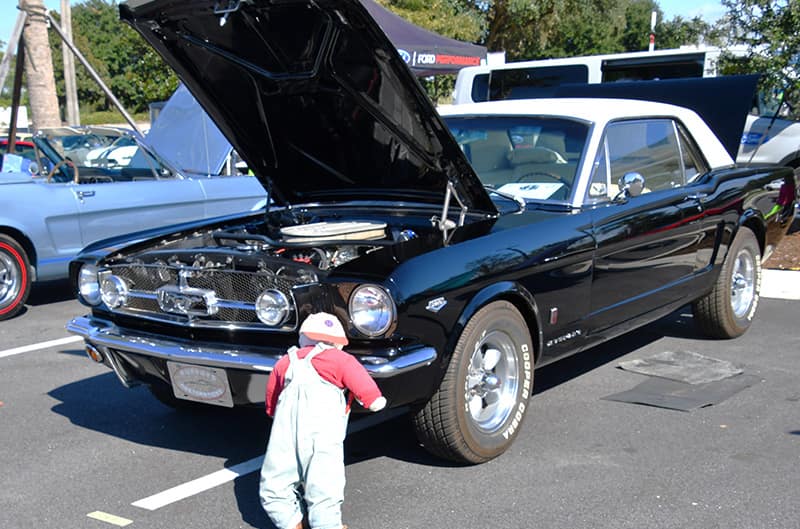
0, 92, 266, 320
66, 0, 795, 463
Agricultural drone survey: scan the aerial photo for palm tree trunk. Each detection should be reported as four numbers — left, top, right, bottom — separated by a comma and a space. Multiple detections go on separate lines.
20, 0, 61, 130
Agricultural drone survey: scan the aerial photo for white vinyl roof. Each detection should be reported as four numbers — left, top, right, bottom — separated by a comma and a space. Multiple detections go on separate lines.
439, 98, 734, 168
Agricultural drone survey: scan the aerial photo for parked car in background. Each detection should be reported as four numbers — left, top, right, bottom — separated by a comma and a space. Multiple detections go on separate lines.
0, 119, 266, 320
84, 134, 139, 168
0, 139, 42, 175
66, 0, 796, 464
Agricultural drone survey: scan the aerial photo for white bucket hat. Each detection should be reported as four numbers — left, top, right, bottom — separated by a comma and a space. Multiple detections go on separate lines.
299, 312, 349, 346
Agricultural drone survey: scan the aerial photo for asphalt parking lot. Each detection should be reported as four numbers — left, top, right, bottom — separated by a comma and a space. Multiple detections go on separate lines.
0, 277, 798, 529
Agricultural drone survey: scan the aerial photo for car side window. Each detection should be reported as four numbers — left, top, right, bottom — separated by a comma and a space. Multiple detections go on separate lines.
676, 123, 708, 183
586, 138, 611, 203
585, 118, 689, 204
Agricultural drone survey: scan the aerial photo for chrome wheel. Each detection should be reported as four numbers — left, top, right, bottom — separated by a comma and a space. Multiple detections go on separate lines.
693, 227, 761, 339
0, 251, 21, 307
413, 300, 533, 463
465, 330, 519, 432
730, 248, 756, 319
0, 234, 31, 321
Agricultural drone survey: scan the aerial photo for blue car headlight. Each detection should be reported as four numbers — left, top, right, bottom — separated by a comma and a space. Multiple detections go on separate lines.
349, 284, 395, 337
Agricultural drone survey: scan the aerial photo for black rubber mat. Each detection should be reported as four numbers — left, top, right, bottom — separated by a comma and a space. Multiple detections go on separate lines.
602, 374, 761, 411
617, 351, 742, 385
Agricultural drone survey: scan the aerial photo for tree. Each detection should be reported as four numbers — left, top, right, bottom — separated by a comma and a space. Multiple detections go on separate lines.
657, 15, 722, 49
49, 0, 178, 115
718, 0, 799, 115
620, 0, 659, 51
378, 0, 484, 43
475, 0, 630, 61
20, 0, 61, 128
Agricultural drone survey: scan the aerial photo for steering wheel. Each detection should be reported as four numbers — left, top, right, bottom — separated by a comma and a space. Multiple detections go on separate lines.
46, 159, 80, 184
514, 170, 570, 186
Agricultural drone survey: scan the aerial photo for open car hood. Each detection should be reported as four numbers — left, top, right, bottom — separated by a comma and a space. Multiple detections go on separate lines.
120, 0, 494, 212
144, 84, 232, 176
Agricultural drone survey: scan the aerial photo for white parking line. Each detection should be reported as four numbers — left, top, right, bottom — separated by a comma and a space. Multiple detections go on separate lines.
132, 456, 264, 511
0, 336, 83, 359
86, 511, 133, 527
131, 408, 408, 511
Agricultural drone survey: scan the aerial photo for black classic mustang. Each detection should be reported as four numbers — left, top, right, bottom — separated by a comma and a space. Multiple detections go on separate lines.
67, 0, 797, 463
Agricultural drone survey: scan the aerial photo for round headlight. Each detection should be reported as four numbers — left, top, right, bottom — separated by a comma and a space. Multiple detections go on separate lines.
78, 265, 101, 305
255, 289, 290, 326
349, 284, 394, 337
100, 275, 129, 308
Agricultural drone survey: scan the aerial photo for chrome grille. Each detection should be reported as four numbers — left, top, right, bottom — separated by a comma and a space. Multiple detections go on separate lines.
106, 264, 300, 329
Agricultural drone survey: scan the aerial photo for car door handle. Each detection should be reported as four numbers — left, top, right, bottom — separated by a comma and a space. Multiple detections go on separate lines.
685, 193, 707, 201
76, 190, 95, 199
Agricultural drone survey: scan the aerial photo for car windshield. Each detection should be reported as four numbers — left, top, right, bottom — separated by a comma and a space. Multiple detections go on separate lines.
33, 130, 175, 182
444, 116, 589, 202
43, 132, 118, 165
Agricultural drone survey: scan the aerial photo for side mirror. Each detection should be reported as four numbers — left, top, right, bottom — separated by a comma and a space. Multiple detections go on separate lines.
616, 172, 646, 200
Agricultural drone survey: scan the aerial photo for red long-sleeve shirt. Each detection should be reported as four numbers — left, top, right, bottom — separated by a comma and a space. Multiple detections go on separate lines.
265, 345, 383, 417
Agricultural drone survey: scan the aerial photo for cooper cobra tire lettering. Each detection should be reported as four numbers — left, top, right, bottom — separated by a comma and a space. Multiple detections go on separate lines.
503, 346, 531, 440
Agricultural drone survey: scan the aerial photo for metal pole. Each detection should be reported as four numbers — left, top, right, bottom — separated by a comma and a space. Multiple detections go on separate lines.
648, 11, 656, 52
7, 36, 26, 154
0, 10, 27, 97
43, 11, 143, 135
61, 0, 80, 125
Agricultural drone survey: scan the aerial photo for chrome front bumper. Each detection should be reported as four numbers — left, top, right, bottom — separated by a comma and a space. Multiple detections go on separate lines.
66, 315, 437, 379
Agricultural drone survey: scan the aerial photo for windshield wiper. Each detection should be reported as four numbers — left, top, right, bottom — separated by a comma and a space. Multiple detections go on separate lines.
484, 185, 526, 212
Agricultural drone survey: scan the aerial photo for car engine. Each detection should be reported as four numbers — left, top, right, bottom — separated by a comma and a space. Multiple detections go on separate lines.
92, 219, 418, 330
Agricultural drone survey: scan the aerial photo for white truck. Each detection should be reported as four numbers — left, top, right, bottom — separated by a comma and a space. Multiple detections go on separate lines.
452, 47, 800, 177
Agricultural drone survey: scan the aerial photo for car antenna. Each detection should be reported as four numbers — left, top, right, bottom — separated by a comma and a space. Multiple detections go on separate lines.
743, 84, 793, 167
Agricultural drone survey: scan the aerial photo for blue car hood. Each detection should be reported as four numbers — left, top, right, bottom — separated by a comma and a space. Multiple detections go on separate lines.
144, 84, 232, 176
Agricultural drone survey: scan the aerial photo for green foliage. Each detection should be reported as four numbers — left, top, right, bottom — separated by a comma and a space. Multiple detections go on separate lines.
479, 0, 631, 60
620, 0, 659, 51
80, 108, 149, 125
49, 0, 177, 115
658, 15, 722, 49
377, 0, 484, 43
718, 0, 799, 111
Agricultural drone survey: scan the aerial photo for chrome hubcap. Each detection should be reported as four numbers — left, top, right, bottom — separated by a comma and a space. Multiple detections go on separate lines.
0, 252, 20, 306
465, 330, 519, 432
730, 249, 756, 319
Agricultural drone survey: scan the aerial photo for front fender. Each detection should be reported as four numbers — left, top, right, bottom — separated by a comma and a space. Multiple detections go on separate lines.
445, 281, 544, 368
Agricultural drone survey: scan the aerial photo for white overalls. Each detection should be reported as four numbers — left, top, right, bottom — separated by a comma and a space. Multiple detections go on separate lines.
260, 344, 349, 529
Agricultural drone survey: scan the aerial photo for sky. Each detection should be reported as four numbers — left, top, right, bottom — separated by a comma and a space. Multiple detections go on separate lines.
659, 0, 727, 22
2, 0, 71, 49
1, 0, 728, 53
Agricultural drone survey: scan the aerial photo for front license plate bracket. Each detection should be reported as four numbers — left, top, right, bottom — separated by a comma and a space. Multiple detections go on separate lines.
166, 361, 234, 407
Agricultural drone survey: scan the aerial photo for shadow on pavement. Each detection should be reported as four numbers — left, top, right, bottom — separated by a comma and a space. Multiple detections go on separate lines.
48, 304, 705, 528
533, 305, 705, 395
27, 278, 74, 305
